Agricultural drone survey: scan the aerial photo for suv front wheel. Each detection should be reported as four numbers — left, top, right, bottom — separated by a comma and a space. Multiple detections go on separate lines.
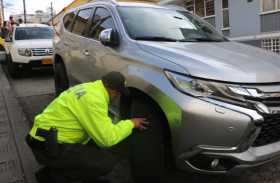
54, 62, 69, 96
7, 54, 21, 78
130, 96, 170, 183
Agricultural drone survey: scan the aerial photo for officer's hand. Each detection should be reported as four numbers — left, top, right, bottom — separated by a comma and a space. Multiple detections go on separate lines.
131, 118, 149, 130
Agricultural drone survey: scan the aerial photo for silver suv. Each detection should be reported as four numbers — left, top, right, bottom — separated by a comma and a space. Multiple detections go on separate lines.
54, 0, 280, 181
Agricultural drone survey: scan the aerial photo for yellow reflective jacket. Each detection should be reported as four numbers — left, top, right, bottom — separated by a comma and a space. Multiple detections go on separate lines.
29, 80, 134, 147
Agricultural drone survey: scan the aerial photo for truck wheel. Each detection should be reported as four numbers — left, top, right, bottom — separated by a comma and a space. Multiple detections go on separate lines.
0, 46, 7, 65
7, 55, 21, 78
130, 97, 169, 183
54, 62, 69, 96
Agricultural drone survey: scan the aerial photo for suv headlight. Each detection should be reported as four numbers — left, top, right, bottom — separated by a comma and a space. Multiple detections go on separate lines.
164, 70, 247, 106
18, 48, 32, 57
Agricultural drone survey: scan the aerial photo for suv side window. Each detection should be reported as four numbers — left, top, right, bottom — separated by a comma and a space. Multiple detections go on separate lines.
63, 12, 75, 32
72, 8, 92, 36
88, 7, 116, 40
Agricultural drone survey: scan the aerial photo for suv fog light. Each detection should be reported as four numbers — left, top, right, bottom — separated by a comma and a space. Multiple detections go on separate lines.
188, 155, 238, 171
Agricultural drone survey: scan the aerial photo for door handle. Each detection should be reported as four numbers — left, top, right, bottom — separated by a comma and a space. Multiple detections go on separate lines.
83, 50, 90, 56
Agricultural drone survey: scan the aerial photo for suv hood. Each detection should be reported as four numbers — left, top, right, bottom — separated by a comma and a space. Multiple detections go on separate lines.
138, 41, 280, 83
14, 39, 53, 48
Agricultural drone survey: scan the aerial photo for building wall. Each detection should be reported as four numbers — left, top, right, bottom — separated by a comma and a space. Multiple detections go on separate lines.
261, 12, 280, 32
13, 13, 51, 24
214, 0, 222, 32
228, 0, 261, 37
240, 39, 262, 47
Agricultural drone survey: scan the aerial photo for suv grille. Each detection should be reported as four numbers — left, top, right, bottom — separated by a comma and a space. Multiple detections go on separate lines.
32, 48, 53, 56
252, 115, 280, 147
242, 88, 280, 147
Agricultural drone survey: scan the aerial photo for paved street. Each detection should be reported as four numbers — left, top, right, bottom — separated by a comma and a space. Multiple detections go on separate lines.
2, 64, 280, 183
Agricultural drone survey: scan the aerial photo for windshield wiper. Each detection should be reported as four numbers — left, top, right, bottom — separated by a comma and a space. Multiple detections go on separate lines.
134, 36, 224, 42
185, 37, 225, 42
134, 36, 182, 42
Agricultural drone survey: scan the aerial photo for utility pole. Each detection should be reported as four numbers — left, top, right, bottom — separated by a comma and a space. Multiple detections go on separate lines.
0, 0, 4, 25
51, 1, 54, 26
23, 0, 26, 23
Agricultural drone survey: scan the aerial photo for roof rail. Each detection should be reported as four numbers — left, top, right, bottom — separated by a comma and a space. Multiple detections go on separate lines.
88, 0, 118, 5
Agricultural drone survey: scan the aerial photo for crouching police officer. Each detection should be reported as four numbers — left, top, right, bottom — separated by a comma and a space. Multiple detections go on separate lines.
26, 71, 148, 183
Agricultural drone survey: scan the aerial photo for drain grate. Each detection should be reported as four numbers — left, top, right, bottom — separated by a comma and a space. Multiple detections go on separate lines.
0, 144, 10, 154
0, 159, 19, 177
0, 160, 16, 171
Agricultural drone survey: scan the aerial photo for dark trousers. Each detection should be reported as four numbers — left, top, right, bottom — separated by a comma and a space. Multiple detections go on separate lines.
26, 135, 129, 183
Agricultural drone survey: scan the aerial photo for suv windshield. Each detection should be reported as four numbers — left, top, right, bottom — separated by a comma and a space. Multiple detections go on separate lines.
15, 27, 53, 40
118, 7, 227, 42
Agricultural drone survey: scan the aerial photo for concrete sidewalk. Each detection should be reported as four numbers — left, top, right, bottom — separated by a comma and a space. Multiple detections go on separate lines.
0, 65, 38, 183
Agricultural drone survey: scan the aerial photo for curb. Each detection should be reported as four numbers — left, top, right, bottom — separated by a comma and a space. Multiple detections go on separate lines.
0, 65, 38, 183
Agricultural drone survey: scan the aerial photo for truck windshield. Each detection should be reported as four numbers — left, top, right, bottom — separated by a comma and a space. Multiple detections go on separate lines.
15, 27, 53, 40
117, 7, 227, 42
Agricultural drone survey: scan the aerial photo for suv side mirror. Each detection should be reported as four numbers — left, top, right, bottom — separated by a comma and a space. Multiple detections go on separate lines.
99, 28, 119, 47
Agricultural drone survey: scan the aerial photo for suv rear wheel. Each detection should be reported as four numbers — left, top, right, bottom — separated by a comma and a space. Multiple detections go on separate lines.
54, 62, 69, 96
130, 96, 169, 183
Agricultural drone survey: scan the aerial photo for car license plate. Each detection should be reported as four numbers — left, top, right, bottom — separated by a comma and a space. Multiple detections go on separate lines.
42, 58, 52, 65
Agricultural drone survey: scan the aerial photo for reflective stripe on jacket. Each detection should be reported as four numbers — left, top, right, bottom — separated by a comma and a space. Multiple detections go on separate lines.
29, 80, 134, 147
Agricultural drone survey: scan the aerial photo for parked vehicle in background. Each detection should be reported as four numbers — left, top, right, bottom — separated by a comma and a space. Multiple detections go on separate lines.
0, 22, 10, 63
54, 0, 280, 182
5, 24, 54, 77
0, 36, 6, 62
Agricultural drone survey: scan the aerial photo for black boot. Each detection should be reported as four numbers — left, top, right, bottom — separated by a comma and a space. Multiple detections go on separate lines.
36, 167, 71, 183
35, 167, 52, 183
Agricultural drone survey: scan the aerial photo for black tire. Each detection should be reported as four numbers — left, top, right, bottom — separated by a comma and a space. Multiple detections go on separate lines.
0, 46, 7, 65
54, 62, 69, 96
7, 54, 21, 78
130, 96, 169, 183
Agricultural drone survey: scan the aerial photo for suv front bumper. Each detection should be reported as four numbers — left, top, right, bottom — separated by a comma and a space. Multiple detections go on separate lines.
179, 140, 280, 174
171, 93, 280, 174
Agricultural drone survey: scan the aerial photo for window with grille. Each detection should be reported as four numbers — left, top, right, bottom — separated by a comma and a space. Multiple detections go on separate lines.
195, 0, 205, 17
262, 38, 280, 54
205, 0, 215, 16
222, 0, 229, 28
184, 0, 215, 17
185, 0, 194, 13
261, 0, 280, 12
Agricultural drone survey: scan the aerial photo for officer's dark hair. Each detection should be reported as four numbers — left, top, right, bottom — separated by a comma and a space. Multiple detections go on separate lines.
101, 71, 126, 93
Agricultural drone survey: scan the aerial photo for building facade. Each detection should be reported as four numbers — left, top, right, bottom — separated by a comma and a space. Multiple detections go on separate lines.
170, 0, 280, 54
12, 10, 52, 24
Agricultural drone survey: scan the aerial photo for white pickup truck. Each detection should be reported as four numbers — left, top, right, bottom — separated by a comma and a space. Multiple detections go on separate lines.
5, 24, 54, 77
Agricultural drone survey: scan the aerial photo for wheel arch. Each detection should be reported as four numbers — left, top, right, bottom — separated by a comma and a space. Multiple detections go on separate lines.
122, 67, 183, 157
128, 87, 171, 133
129, 87, 174, 155
54, 54, 64, 66
122, 86, 177, 160
54, 54, 69, 77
